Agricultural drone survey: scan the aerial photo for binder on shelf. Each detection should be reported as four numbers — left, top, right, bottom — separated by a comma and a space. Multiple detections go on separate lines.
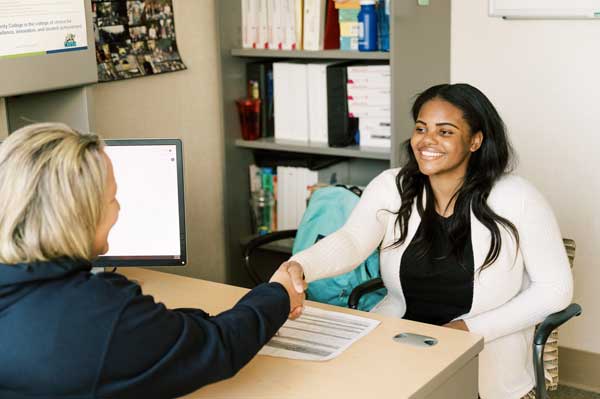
348, 104, 391, 119
258, 0, 269, 49
295, 168, 318, 226
295, 0, 304, 50
276, 166, 286, 229
307, 61, 341, 144
246, 62, 274, 137
326, 62, 357, 147
267, 0, 284, 49
323, 0, 340, 50
273, 62, 309, 142
303, 0, 327, 51
242, 0, 259, 49
283, 166, 296, 229
282, 0, 298, 50
275, 166, 318, 229
347, 64, 391, 78
347, 76, 390, 90
346, 86, 391, 97
359, 118, 391, 148
347, 90, 391, 107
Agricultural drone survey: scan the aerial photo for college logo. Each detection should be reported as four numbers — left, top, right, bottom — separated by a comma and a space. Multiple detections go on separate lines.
64, 33, 77, 47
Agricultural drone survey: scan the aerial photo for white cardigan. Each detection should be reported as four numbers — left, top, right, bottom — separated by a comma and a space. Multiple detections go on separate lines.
291, 168, 573, 399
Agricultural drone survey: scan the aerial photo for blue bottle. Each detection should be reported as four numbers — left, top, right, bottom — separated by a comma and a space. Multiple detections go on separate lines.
358, 0, 378, 51
377, 0, 390, 52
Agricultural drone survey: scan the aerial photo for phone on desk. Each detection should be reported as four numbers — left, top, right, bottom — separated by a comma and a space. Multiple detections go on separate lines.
393, 333, 438, 348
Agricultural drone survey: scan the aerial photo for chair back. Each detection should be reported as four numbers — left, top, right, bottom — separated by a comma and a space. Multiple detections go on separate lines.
563, 238, 576, 268
542, 238, 576, 394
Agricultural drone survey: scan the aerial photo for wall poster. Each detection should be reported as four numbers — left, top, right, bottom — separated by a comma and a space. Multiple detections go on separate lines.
92, 0, 187, 82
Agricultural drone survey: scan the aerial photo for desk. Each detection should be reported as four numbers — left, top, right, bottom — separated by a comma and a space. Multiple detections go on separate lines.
121, 269, 484, 399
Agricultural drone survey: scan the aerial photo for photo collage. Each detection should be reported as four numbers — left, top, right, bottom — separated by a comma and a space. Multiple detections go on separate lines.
93, 0, 187, 82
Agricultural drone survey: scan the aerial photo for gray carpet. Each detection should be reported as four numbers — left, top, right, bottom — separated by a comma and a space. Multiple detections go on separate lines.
550, 386, 600, 399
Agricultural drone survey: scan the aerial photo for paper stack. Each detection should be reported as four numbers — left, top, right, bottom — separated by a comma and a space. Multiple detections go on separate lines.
346, 64, 391, 148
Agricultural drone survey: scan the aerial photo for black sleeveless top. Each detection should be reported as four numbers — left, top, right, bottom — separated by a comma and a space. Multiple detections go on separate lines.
400, 213, 474, 325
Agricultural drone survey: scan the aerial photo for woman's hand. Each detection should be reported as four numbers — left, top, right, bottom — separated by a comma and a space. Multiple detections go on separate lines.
443, 320, 470, 331
270, 261, 307, 319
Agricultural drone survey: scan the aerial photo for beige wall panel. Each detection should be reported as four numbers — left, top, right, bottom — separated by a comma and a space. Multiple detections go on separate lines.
92, 0, 226, 282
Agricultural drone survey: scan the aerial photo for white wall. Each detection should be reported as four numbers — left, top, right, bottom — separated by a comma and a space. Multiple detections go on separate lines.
93, 0, 226, 283
452, 1, 600, 354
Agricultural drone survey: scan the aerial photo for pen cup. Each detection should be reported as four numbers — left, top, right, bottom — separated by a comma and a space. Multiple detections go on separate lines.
250, 189, 274, 236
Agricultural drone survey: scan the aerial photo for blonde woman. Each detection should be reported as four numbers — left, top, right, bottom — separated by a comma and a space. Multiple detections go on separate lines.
0, 123, 304, 398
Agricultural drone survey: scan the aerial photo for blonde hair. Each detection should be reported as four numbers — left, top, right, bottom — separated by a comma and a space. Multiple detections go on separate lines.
0, 123, 106, 264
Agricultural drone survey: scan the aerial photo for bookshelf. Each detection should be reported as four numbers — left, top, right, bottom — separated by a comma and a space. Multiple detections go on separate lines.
217, 0, 450, 287
234, 138, 390, 160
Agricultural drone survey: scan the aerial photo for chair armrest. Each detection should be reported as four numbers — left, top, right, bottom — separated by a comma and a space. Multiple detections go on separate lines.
348, 278, 384, 309
534, 303, 582, 345
242, 230, 297, 285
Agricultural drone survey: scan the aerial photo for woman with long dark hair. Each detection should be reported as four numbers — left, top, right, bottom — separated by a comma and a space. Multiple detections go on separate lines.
278, 84, 573, 399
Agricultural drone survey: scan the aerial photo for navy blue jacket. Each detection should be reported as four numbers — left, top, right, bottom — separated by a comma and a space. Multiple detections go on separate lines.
0, 258, 290, 398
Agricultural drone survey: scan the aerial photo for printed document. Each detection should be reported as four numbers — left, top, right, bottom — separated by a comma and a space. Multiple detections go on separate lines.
259, 306, 380, 361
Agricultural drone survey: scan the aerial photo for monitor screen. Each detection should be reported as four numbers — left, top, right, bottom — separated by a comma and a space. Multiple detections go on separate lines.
93, 139, 187, 267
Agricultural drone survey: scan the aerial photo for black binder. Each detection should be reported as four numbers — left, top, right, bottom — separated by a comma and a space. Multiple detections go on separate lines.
326, 62, 358, 147
246, 62, 274, 137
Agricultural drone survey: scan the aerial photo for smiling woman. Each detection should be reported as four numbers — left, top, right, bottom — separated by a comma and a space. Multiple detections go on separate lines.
397, 83, 516, 269
279, 83, 574, 399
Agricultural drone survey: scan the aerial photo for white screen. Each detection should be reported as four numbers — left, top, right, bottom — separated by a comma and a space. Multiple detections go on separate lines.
103, 144, 182, 260
0, 0, 88, 58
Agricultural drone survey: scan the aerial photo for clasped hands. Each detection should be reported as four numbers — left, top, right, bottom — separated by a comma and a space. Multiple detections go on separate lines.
269, 261, 307, 320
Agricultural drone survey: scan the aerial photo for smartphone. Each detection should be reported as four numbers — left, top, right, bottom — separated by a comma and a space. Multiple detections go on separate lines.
393, 332, 438, 348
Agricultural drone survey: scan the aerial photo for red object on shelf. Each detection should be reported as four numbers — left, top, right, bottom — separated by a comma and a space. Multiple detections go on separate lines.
236, 80, 262, 141
324, 0, 340, 50
236, 98, 261, 141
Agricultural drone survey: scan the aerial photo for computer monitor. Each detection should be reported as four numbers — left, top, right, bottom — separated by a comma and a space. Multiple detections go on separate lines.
93, 139, 187, 267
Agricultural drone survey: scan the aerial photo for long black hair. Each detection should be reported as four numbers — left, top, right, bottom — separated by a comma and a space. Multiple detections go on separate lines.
392, 83, 519, 270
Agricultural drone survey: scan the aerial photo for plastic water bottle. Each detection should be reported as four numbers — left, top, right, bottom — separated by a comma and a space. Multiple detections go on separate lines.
358, 0, 378, 51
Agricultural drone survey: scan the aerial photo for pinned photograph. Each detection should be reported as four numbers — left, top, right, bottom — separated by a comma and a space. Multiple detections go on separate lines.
95, 2, 128, 27
127, 1, 145, 26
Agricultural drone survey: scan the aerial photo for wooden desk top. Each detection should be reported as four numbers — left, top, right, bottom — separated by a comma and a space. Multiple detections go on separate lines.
120, 268, 483, 399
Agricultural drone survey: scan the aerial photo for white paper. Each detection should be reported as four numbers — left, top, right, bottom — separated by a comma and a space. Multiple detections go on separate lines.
259, 306, 381, 361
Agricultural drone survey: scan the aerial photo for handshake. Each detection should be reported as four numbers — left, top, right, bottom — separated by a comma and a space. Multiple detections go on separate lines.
269, 261, 307, 320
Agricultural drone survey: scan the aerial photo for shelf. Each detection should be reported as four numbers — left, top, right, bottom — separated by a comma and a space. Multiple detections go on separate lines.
234, 137, 391, 160
231, 49, 390, 60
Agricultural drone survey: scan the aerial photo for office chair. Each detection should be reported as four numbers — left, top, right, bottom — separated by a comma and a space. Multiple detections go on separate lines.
242, 229, 297, 286
348, 238, 582, 399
